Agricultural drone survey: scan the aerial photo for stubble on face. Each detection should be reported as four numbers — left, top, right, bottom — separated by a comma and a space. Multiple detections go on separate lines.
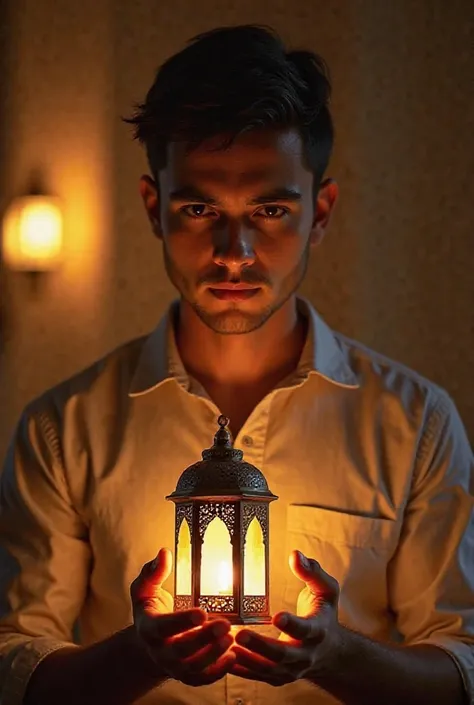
163, 236, 311, 335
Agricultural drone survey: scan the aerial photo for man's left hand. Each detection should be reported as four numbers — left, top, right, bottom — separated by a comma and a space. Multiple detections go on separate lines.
229, 550, 342, 687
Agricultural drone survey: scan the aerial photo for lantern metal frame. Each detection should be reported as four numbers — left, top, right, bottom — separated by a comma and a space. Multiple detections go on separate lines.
166, 415, 278, 625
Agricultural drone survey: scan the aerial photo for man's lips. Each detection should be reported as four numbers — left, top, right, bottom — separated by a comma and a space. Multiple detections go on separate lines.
208, 285, 261, 301
207, 283, 262, 290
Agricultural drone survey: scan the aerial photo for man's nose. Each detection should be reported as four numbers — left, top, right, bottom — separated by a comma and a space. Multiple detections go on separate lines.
212, 222, 256, 270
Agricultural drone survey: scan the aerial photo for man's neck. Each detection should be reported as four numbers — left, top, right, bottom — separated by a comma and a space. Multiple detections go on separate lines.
175, 296, 307, 388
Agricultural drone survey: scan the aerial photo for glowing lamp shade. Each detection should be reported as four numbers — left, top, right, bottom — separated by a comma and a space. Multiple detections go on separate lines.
167, 415, 278, 625
2, 196, 63, 271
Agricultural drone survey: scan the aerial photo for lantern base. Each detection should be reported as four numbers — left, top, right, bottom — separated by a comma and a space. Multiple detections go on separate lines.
174, 594, 272, 625
209, 612, 273, 625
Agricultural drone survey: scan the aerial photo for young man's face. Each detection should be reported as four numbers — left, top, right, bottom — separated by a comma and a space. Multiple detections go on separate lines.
140, 127, 337, 334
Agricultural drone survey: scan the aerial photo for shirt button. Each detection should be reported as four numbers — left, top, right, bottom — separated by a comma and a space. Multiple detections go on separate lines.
242, 435, 253, 447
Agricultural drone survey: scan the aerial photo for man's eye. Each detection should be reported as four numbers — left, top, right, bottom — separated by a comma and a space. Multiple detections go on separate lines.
256, 205, 289, 219
181, 204, 215, 218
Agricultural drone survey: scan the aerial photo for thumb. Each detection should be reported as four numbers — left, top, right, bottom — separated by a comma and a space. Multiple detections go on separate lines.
289, 550, 339, 600
132, 548, 173, 605
149, 547, 173, 587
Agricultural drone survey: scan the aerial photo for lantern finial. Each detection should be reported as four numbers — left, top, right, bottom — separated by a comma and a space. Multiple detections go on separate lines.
214, 415, 232, 447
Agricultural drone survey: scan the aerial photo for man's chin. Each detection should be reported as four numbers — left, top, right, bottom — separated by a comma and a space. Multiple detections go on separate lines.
193, 306, 268, 335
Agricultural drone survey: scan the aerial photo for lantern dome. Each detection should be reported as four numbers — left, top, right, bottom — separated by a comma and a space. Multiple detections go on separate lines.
166, 415, 277, 501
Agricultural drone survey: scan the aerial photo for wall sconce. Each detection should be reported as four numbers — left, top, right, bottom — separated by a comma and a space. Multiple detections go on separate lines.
167, 415, 278, 624
2, 195, 63, 272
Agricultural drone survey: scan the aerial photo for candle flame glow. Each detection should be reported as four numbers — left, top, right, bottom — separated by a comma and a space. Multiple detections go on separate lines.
200, 516, 233, 597
218, 560, 232, 595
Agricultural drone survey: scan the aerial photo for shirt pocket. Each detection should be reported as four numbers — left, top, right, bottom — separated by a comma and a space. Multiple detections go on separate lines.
282, 504, 401, 631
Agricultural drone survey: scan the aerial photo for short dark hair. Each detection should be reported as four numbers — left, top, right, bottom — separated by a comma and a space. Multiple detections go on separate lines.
124, 25, 334, 190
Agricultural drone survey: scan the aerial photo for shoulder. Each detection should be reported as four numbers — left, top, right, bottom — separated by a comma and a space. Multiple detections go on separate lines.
332, 330, 460, 439
335, 330, 447, 402
23, 334, 148, 424
332, 331, 473, 478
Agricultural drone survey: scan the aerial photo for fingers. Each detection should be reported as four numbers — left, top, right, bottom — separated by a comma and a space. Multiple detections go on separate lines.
141, 608, 206, 642
234, 631, 311, 667
139, 617, 234, 687
184, 633, 234, 673
289, 551, 339, 601
230, 647, 294, 686
185, 651, 236, 687
169, 625, 235, 687
232, 646, 276, 675
169, 619, 231, 659
210, 650, 236, 674
273, 612, 325, 642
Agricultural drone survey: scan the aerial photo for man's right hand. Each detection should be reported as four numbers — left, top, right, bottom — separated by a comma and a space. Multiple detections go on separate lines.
131, 547, 235, 687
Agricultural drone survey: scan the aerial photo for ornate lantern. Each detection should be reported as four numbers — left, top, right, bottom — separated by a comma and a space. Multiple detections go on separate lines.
166, 415, 278, 624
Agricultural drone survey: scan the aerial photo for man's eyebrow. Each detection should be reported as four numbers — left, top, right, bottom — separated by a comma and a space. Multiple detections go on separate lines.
168, 185, 302, 205
248, 187, 302, 205
169, 186, 218, 205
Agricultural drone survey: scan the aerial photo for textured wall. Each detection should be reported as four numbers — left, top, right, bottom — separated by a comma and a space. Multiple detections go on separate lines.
0, 0, 473, 462
0, 0, 117, 456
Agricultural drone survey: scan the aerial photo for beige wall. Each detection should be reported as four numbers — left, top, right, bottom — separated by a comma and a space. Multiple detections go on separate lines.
0, 0, 473, 461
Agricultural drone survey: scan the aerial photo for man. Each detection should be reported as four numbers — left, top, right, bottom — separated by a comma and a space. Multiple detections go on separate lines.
0, 23, 473, 705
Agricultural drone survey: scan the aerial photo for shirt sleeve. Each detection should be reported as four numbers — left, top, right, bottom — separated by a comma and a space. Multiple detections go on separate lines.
388, 389, 474, 702
0, 405, 91, 705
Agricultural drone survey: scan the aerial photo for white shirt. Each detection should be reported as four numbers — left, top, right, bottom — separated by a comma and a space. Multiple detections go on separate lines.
1, 297, 473, 705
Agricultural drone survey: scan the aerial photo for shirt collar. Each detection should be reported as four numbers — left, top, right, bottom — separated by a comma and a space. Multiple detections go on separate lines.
128, 297, 359, 398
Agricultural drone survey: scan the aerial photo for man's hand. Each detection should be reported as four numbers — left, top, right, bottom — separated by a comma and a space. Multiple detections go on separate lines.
131, 547, 235, 686
230, 550, 342, 686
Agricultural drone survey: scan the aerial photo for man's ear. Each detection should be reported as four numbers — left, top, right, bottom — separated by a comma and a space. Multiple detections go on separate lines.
309, 178, 339, 247
139, 174, 162, 239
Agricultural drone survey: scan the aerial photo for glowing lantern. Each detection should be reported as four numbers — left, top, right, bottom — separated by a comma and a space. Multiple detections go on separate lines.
167, 415, 278, 624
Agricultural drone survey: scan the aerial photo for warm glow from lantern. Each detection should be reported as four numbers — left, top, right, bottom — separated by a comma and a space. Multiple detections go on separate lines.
244, 516, 266, 595
2, 196, 63, 271
201, 517, 233, 596
176, 518, 192, 595
168, 415, 278, 623
217, 560, 232, 595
